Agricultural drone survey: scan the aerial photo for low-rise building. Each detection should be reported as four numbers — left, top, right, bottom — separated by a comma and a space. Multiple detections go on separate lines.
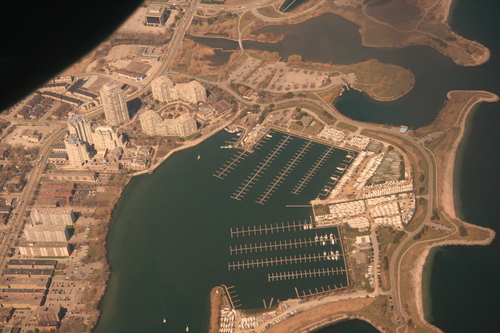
30, 208, 76, 226
18, 241, 70, 258
24, 225, 69, 242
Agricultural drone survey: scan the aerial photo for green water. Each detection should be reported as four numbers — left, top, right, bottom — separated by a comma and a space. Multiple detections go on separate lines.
95, 130, 352, 332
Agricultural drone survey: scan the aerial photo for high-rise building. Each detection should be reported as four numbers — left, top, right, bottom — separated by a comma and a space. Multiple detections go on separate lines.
92, 125, 126, 150
139, 111, 163, 136
151, 76, 207, 104
24, 225, 69, 242
30, 207, 76, 226
151, 76, 175, 102
64, 135, 90, 166
100, 81, 130, 126
67, 114, 93, 144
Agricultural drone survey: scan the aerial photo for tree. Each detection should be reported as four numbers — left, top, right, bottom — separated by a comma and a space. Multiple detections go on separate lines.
283, 92, 294, 99
459, 226, 468, 237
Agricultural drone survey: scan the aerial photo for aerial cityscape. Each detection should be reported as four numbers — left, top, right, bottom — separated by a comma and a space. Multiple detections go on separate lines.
0, 0, 498, 332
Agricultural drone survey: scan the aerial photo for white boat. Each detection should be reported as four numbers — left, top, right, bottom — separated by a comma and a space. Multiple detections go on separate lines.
336, 167, 345, 171
266, 134, 272, 138
186, 325, 189, 332
197, 153, 200, 160
163, 318, 166, 323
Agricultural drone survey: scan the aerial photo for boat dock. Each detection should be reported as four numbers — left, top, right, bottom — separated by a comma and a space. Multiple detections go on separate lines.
230, 220, 310, 238
291, 146, 335, 195
268, 267, 347, 281
229, 236, 341, 255
256, 140, 313, 205
231, 134, 292, 201
318, 153, 355, 199
213, 150, 248, 180
228, 252, 343, 270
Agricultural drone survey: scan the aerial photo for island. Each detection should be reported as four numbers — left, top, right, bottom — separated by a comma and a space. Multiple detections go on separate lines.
0, 0, 495, 332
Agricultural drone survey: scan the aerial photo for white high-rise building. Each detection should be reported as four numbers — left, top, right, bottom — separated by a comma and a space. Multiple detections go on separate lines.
100, 81, 130, 126
30, 207, 76, 226
64, 135, 90, 166
24, 225, 69, 242
139, 111, 163, 136
151, 76, 175, 102
151, 76, 207, 104
67, 114, 93, 144
92, 125, 126, 150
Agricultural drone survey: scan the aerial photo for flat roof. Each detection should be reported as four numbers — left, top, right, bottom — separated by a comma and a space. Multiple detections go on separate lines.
8, 259, 57, 267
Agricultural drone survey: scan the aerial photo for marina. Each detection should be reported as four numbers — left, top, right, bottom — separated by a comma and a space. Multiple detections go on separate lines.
291, 146, 335, 195
229, 236, 341, 255
268, 267, 347, 281
231, 134, 293, 201
228, 252, 343, 270
230, 220, 311, 237
213, 149, 248, 179
256, 140, 314, 204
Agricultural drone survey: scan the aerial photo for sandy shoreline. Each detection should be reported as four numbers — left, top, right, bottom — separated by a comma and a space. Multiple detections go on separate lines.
412, 90, 498, 332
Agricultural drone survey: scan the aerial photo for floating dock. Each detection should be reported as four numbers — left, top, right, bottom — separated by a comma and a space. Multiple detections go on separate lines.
230, 220, 310, 238
213, 150, 248, 179
228, 252, 343, 270
231, 134, 293, 201
229, 236, 341, 255
268, 267, 346, 281
256, 140, 313, 205
291, 146, 335, 195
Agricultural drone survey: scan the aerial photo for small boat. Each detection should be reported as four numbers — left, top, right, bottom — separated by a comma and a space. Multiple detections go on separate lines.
266, 134, 272, 138
163, 318, 166, 323
186, 325, 189, 332
197, 153, 200, 160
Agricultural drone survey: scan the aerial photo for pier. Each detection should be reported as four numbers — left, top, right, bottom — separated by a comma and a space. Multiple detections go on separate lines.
228, 252, 343, 270
229, 236, 341, 255
291, 146, 334, 195
230, 220, 311, 238
256, 140, 313, 205
267, 267, 347, 281
231, 134, 292, 201
213, 150, 248, 179
318, 153, 355, 199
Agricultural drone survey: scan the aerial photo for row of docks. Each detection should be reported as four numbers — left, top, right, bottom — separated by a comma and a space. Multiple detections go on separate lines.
227, 251, 342, 270
238, 316, 258, 330
213, 150, 248, 180
291, 146, 335, 195
362, 183, 414, 199
318, 153, 355, 199
267, 267, 346, 281
256, 140, 313, 205
317, 126, 348, 142
230, 220, 310, 238
370, 201, 400, 218
353, 152, 384, 190
231, 134, 293, 201
328, 152, 365, 199
219, 308, 237, 333
229, 237, 340, 255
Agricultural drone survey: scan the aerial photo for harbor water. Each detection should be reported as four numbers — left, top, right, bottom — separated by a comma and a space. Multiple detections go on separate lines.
95, 0, 500, 332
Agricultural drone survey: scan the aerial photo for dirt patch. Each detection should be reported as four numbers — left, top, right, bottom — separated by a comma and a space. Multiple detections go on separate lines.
266, 298, 374, 332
